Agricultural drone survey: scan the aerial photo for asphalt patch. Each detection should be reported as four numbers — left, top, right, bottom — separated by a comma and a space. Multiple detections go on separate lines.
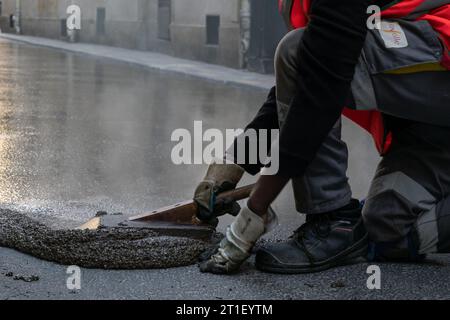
0, 209, 214, 269
3, 272, 40, 283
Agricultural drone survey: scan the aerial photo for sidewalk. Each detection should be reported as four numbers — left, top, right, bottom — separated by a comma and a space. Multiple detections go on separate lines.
0, 33, 274, 91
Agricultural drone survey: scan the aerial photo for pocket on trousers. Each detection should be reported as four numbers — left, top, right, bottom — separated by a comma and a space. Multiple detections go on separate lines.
363, 19, 443, 74
352, 19, 450, 127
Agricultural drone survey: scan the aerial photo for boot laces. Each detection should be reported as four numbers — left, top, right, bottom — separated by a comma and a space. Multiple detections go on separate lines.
290, 214, 332, 264
293, 214, 332, 239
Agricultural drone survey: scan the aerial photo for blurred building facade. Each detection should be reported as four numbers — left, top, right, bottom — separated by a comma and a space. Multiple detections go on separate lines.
0, 0, 286, 73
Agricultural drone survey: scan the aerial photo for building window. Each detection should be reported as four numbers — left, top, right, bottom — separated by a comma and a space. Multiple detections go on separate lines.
206, 15, 220, 45
96, 7, 106, 36
61, 19, 67, 37
0, 2, 3, 16
158, 0, 171, 40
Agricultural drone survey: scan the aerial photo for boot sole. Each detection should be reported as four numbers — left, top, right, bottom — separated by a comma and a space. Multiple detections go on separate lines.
255, 234, 369, 274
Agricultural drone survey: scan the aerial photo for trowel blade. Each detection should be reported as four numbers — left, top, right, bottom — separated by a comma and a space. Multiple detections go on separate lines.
77, 214, 214, 240
78, 217, 102, 230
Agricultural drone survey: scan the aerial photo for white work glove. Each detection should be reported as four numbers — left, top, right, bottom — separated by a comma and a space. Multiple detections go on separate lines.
199, 205, 278, 274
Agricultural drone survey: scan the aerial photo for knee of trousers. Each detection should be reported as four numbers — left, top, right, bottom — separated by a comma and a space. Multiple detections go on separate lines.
362, 191, 410, 244
362, 172, 436, 244
274, 28, 305, 74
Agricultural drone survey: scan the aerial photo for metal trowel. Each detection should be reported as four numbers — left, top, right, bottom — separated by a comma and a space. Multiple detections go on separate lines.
77, 184, 254, 240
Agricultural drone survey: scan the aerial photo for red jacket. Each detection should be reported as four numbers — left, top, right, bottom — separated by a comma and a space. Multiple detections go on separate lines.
280, 0, 450, 154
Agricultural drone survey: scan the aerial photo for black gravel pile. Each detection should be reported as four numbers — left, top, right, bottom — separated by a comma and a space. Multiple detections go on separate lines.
0, 209, 212, 269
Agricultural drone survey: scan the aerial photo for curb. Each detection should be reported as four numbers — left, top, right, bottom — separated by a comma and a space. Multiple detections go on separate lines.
0, 33, 274, 91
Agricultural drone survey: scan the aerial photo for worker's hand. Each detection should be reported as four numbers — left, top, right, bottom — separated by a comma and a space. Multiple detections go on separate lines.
198, 205, 266, 274
194, 162, 244, 222
199, 206, 278, 274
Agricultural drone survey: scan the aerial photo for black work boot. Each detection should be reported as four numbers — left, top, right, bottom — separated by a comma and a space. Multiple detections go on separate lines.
255, 199, 368, 274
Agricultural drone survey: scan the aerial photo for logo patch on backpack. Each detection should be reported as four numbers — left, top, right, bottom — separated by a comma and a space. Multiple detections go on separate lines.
379, 21, 408, 49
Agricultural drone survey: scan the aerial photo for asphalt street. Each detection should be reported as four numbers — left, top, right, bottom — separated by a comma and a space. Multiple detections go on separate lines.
0, 37, 449, 300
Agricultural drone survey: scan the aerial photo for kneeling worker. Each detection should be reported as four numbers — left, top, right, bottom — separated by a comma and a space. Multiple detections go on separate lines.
195, 0, 450, 274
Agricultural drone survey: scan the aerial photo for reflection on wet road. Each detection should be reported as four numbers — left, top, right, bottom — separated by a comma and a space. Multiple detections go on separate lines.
0, 38, 379, 229
0, 39, 264, 227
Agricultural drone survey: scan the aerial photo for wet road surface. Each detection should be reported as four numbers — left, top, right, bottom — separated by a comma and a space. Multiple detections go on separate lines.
0, 37, 449, 300
0, 38, 266, 228
0, 38, 379, 229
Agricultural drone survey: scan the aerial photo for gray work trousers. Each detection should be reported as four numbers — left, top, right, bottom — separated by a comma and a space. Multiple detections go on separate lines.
276, 22, 450, 254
